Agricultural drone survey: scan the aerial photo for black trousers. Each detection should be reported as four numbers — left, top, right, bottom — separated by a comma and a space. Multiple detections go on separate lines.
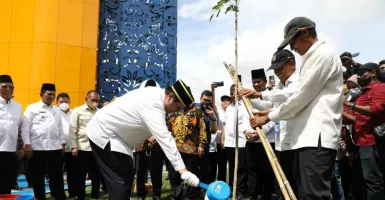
76, 150, 101, 200
199, 147, 211, 184
29, 150, 66, 200
63, 152, 77, 197
149, 149, 166, 200
226, 147, 248, 197
209, 152, 218, 182
167, 153, 199, 200
246, 142, 275, 200
0, 152, 16, 194
134, 151, 150, 199
216, 144, 227, 182
351, 145, 384, 200
90, 141, 134, 200
279, 147, 336, 200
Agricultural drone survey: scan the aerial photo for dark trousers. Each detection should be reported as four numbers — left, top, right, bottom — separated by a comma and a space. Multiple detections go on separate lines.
199, 147, 211, 184
216, 144, 227, 182
134, 151, 149, 199
279, 146, 336, 200
63, 152, 77, 197
29, 150, 66, 200
209, 152, 218, 182
76, 150, 101, 200
226, 147, 248, 197
351, 145, 384, 200
331, 160, 345, 200
90, 141, 134, 200
167, 153, 199, 200
0, 152, 16, 194
246, 142, 275, 200
149, 149, 166, 200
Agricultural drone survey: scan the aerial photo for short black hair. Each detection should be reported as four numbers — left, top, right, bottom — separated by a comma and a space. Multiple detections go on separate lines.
379, 60, 385, 66
230, 84, 236, 89
200, 90, 212, 98
343, 72, 349, 80
87, 90, 99, 96
145, 80, 157, 87
165, 86, 180, 103
307, 28, 317, 39
56, 93, 70, 101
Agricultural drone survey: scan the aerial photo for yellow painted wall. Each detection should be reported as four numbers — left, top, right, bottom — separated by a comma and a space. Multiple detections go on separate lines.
0, 0, 99, 110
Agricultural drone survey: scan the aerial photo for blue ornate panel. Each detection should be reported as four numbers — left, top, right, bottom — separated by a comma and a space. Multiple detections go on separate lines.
97, 0, 177, 102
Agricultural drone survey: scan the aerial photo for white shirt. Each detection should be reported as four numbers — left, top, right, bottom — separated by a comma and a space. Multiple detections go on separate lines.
224, 101, 249, 148
268, 41, 344, 151
0, 97, 22, 152
86, 87, 185, 171
21, 101, 66, 151
252, 73, 300, 151
60, 109, 72, 152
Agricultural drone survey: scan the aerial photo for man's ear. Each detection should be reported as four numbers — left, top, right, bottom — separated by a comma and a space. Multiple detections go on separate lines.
40, 93, 43, 98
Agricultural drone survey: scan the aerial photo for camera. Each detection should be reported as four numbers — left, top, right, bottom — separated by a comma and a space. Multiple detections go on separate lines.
214, 81, 224, 87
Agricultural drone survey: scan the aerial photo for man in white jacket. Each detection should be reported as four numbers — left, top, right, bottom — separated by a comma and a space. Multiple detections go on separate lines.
249, 17, 343, 199
86, 79, 199, 200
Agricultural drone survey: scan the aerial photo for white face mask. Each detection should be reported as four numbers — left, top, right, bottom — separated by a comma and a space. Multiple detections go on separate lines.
89, 102, 98, 109
59, 103, 70, 111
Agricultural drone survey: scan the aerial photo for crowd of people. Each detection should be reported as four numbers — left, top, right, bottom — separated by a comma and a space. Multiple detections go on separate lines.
1, 16, 385, 200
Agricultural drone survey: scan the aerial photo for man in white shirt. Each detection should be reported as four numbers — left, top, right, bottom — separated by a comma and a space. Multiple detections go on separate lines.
56, 93, 76, 198
0, 75, 22, 194
70, 90, 101, 200
249, 17, 343, 199
22, 83, 67, 200
243, 69, 276, 200
223, 84, 249, 199
86, 79, 200, 200
241, 49, 300, 197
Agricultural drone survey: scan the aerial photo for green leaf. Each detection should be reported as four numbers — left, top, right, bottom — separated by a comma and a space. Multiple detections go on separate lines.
225, 5, 233, 14
216, 9, 221, 17
210, 14, 214, 21
232, 5, 239, 12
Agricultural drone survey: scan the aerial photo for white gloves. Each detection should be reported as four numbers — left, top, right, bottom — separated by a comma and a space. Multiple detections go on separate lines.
181, 171, 200, 187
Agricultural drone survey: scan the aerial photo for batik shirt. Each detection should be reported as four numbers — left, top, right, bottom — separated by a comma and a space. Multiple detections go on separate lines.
167, 104, 207, 155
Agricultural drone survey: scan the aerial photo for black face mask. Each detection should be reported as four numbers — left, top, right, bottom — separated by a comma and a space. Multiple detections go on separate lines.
379, 71, 385, 82
358, 76, 371, 87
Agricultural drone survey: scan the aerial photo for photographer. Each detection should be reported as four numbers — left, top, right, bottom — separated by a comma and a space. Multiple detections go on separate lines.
340, 52, 361, 77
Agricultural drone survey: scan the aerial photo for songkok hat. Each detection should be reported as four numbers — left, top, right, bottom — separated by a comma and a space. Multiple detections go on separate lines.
0, 75, 13, 83
171, 79, 194, 106
41, 83, 56, 92
251, 69, 267, 80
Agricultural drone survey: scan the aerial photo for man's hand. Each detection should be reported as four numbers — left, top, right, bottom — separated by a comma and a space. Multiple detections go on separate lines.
180, 171, 200, 187
71, 148, 78, 157
211, 82, 217, 89
205, 106, 216, 121
198, 146, 204, 157
148, 136, 156, 144
342, 56, 356, 67
24, 145, 33, 159
248, 132, 260, 142
252, 110, 272, 116
239, 88, 260, 99
17, 149, 24, 159
250, 115, 270, 129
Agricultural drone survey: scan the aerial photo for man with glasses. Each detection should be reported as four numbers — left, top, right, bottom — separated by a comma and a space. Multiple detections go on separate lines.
249, 17, 343, 199
343, 63, 385, 199
86, 80, 200, 200
0, 75, 22, 194
21, 83, 67, 200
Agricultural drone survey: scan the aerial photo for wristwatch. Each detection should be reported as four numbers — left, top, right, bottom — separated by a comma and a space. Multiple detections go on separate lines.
350, 102, 356, 110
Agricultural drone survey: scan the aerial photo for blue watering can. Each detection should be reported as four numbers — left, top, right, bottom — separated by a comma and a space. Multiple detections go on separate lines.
199, 181, 231, 200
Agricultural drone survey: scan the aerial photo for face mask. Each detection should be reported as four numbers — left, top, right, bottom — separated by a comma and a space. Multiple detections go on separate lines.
59, 103, 69, 111
357, 77, 371, 87
89, 102, 99, 109
379, 71, 385, 82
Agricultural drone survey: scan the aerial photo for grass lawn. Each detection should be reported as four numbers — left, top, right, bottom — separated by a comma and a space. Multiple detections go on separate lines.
46, 176, 174, 200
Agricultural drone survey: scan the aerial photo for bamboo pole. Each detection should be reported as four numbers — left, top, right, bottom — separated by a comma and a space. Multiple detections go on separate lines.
223, 62, 297, 200
232, 0, 239, 199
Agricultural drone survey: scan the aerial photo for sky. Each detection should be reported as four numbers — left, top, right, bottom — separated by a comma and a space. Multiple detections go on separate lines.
176, 0, 385, 104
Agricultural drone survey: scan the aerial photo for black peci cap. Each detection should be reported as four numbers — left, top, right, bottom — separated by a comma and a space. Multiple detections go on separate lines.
251, 69, 266, 80
0, 75, 13, 84
41, 83, 56, 92
171, 79, 194, 106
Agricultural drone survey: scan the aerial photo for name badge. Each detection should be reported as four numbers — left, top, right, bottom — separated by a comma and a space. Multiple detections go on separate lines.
274, 121, 280, 135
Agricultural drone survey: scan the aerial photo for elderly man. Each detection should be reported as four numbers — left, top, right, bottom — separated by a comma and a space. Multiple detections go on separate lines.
249, 17, 343, 199
0, 75, 22, 194
86, 80, 200, 200
22, 83, 67, 200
